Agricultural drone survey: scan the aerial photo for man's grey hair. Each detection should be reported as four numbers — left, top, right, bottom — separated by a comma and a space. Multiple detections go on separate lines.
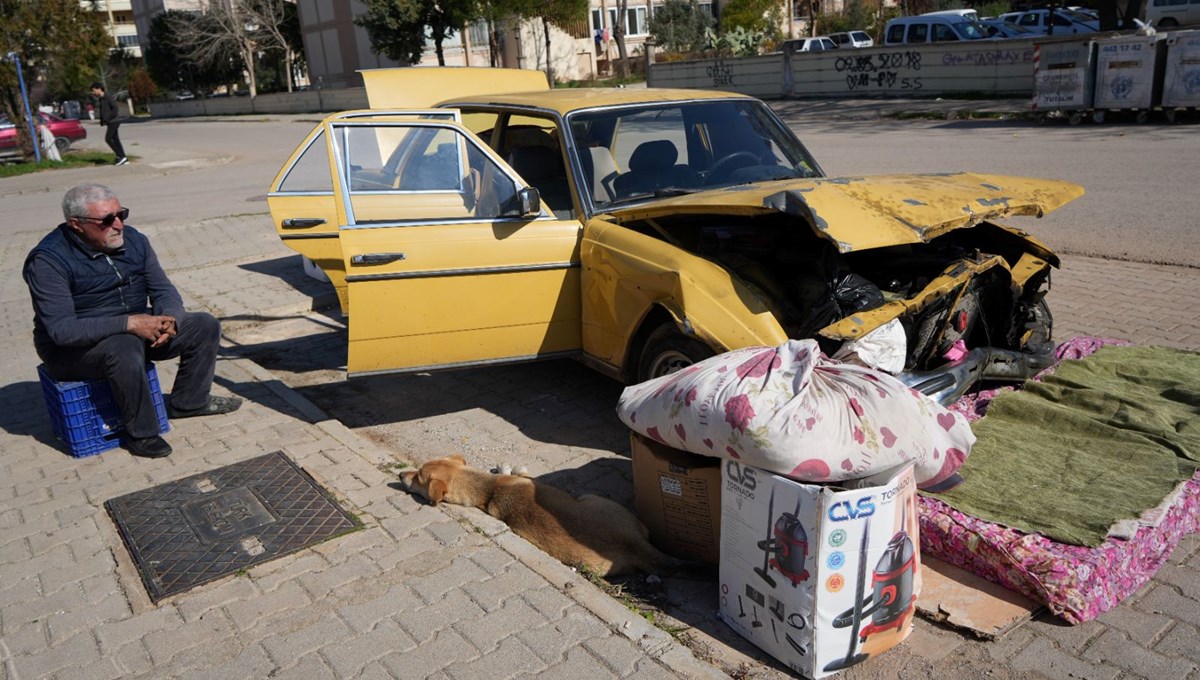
62, 184, 118, 221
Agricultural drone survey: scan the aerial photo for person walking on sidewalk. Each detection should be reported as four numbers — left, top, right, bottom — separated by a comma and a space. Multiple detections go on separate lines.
23, 184, 242, 458
91, 82, 127, 165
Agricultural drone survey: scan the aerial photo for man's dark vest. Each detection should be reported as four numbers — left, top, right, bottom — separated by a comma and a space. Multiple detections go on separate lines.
26, 224, 152, 326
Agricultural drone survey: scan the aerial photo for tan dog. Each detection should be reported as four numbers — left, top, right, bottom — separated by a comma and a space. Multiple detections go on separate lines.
398, 455, 685, 577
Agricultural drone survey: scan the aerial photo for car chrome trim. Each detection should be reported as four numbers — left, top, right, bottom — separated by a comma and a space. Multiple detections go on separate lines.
897, 345, 1056, 406
280, 232, 339, 240
345, 260, 579, 282
341, 214, 557, 229
267, 190, 335, 197
349, 349, 580, 378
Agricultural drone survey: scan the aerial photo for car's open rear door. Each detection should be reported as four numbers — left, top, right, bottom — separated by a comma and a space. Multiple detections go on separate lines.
267, 110, 460, 314
331, 119, 582, 376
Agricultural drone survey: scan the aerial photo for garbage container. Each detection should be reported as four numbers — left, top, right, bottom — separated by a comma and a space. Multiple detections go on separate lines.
1032, 38, 1097, 125
1092, 33, 1168, 123
1160, 30, 1200, 122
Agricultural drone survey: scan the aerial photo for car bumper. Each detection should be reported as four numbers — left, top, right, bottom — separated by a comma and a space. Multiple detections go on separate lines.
896, 344, 1057, 406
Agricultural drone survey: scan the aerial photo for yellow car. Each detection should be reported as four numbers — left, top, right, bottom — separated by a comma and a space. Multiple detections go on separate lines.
267, 67, 1082, 404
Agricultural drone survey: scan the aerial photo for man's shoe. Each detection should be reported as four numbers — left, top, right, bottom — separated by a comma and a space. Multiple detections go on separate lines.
167, 395, 243, 419
125, 435, 172, 458
115, 157, 128, 165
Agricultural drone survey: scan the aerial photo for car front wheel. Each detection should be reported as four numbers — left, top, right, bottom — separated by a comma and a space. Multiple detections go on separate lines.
636, 324, 715, 382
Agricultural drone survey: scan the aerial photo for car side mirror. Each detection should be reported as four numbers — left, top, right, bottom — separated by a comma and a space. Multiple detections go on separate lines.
516, 186, 542, 217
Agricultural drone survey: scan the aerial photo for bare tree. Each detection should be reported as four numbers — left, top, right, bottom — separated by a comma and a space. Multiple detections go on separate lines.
174, 0, 259, 98
242, 0, 299, 92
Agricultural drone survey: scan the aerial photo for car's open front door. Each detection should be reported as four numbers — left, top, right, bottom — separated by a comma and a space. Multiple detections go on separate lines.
267, 110, 460, 315
333, 119, 583, 376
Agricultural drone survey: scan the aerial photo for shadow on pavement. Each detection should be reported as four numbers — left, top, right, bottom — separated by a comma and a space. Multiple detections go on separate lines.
0, 380, 85, 457
237, 254, 337, 303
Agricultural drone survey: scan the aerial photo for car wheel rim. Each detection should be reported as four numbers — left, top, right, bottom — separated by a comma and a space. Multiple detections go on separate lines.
649, 350, 693, 378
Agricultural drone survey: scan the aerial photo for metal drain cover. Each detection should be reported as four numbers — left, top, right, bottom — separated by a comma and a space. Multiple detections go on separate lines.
105, 451, 358, 602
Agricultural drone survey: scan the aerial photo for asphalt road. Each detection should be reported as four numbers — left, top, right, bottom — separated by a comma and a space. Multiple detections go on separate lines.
17, 108, 1198, 270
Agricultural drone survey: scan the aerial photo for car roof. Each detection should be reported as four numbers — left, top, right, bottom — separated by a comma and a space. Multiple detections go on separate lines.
437, 87, 753, 116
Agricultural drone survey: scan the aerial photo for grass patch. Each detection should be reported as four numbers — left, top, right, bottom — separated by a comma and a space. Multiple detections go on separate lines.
0, 150, 127, 177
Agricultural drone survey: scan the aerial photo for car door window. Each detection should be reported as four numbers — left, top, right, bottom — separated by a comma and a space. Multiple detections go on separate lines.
933, 24, 958, 41
336, 123, 523, 223
908, 23, 929, 42
277, 130, 333, 193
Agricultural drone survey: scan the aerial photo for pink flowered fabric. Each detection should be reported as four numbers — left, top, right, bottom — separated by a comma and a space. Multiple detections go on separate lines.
617, 339, 976, 489
920, 336, 1200, 624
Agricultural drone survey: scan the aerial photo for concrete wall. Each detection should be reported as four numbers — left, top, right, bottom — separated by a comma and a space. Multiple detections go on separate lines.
148, 88, 370, 119
649, 38, 1045, 98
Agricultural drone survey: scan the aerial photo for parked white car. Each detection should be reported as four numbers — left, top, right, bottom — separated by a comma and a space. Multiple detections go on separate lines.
828, 30, 875, 48
783, 36, 839, 52
999, 8, 1100, 34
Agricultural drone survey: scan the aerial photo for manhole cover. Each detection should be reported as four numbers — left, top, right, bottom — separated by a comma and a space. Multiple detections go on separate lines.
105, 451, 358, 602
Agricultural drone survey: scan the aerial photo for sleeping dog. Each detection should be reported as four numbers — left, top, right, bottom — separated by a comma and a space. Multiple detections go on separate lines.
398, 455, 686, 577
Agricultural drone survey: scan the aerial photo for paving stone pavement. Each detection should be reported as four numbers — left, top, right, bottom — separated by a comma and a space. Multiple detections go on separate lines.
3, 106, 1200, 680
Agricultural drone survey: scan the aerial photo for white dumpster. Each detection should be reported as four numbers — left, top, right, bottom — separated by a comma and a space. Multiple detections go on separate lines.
1092, 33, 1168, 123
1161, 30, 1200, 122
1032, 38, 1097, 125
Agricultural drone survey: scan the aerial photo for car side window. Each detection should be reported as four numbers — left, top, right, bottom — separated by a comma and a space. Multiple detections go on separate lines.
339, 123, 522, 223
887, 24, 906, 43
278, 130, 333, 193
908, 23, 929, 43
932, 24, 957, 41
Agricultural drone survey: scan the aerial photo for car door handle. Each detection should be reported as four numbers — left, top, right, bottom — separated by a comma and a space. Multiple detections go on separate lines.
351, 253, 406, 266
281, 217, 326, 228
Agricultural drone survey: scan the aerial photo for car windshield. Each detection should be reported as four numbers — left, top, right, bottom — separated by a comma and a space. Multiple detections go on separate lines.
568, 99, 823, 211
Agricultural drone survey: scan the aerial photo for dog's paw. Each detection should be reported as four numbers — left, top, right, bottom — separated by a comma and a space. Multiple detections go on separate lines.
490, 463, 529, 476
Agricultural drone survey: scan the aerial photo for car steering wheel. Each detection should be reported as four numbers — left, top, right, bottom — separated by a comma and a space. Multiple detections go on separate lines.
708, 151, 760, 183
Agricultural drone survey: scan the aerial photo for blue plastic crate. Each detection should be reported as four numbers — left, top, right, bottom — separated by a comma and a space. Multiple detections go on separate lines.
38, 364, 170, 458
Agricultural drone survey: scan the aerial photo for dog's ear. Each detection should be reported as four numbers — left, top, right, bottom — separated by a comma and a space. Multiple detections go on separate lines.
448, 454, 467, 466
428, 478, 449, 505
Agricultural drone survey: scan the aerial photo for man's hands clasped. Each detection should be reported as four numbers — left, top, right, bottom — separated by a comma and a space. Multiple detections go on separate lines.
127, 314, 177, 348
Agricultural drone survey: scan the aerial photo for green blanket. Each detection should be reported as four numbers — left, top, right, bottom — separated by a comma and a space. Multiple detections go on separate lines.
927, 345, 1200, 547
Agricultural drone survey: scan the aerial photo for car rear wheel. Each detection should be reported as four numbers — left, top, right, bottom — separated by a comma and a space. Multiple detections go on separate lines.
53, 136, 69, 152
637, 324, 715, 382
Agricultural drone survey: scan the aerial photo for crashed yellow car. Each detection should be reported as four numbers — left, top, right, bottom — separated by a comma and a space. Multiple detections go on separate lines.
267, 67, 1082, 405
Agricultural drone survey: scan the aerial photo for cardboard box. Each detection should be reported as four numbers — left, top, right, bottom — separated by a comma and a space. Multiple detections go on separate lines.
719, 462, 920, 678
631, 433, 722, 564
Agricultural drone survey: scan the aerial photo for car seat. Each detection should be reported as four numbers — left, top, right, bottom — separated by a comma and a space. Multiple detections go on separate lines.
504, 145, 573, 219
612, 140, 698, 199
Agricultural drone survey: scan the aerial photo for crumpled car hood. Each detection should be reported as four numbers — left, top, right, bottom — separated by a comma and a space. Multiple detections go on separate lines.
609, 172, 1084, 253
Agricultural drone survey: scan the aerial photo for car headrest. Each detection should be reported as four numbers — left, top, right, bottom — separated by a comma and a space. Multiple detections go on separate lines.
505, 145, 562, 181
628, 140, 678, 173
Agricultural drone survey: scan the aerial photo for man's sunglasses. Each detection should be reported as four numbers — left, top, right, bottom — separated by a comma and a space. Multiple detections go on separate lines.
74, 207, 129, 227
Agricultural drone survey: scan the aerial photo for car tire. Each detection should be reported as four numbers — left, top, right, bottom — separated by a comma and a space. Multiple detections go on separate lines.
637, 324, 715, 383
1158, 18, 1179, 28
54, 136, 69, 152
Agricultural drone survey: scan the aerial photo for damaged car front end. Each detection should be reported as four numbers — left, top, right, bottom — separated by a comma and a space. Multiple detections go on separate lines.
597, 172, 1082, 406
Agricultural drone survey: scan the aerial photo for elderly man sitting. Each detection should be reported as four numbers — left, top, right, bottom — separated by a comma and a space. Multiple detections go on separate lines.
23, 183, 241, 458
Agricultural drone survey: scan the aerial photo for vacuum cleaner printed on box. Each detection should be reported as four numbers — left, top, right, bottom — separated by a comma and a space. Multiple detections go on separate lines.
719, 461, 920, 678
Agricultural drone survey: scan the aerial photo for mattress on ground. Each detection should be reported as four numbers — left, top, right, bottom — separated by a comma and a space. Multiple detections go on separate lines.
918, 337, 1200, 623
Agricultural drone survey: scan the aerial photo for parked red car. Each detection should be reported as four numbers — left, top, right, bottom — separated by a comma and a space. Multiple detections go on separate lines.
0, 112, 87, 157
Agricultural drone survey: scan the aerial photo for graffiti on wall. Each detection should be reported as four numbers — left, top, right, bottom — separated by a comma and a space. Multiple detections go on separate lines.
707, 60, 736, 87
941, 48, 1034, 67
834, 52, 923, 91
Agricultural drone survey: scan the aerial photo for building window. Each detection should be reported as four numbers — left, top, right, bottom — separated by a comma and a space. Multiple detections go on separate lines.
592, 8, 604, 30
118, 34, 140, 47
626, 6, 648, 35
606, 6, 649, 36
468, 19, 487, 46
